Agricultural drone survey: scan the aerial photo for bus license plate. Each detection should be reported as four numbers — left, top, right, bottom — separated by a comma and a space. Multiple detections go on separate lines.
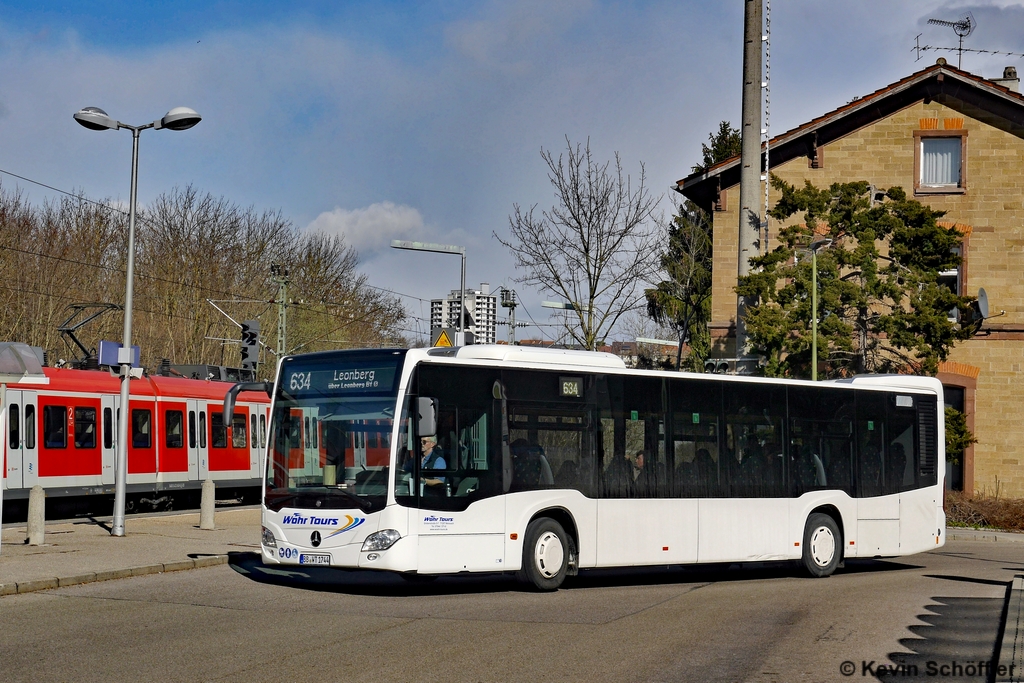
299, 553, 331, 566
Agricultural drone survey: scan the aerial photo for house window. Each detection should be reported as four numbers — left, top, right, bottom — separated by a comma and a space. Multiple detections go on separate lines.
937, 245, 962, 321
915, 130, 967, 194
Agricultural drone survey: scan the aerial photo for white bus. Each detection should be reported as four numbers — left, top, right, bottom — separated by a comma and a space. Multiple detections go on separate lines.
227, 345, 945, 590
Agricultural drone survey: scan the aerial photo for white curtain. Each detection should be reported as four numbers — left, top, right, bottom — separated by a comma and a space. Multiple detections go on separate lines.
921, 138, 961, 186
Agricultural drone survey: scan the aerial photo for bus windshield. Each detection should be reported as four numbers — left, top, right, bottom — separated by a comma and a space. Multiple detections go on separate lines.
265, 350, 406, 513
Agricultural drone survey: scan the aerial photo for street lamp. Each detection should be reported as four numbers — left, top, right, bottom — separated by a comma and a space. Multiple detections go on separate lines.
810, 237, 832, 381
390, 240, 467, 344
74, 105, 201, 537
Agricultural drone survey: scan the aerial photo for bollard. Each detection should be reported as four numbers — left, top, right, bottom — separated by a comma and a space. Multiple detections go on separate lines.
199, 479, 216, 530
27, 485, 45, 546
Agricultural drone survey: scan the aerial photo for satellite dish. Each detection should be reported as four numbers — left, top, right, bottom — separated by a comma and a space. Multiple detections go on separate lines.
977, 288, 989, 319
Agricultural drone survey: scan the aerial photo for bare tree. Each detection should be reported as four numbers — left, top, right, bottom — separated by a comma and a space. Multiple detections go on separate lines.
0, 182, 406, 374
496, 138, 661, 350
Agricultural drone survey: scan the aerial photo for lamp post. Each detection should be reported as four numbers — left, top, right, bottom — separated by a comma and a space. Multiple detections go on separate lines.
390, 240, 467, 344
74, 105, 202, 537
810, 237, 833, 381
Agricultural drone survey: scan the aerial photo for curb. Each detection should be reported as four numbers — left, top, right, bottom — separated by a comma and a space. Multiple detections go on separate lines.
947, 530, 1024, 543
997, 575, 1024, 683
0, 554, 229, 597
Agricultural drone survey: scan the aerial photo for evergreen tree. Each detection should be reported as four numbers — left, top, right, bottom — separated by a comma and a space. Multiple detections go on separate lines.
737, 177, 976, 378
644, 201, 712, 371
644, 122, 739, 370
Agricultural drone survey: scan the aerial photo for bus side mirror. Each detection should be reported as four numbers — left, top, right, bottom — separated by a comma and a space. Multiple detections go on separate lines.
224, 381, 273, 423
417, 397, 438, 437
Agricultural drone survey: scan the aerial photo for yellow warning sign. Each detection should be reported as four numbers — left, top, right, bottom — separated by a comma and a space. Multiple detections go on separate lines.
434, 329, 454, 347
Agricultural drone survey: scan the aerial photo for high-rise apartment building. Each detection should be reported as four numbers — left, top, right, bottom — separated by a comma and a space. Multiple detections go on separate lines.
430, 283, 498, 344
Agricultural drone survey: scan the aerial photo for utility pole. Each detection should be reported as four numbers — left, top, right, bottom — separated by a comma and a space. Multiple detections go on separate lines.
271, 263, 290, 357
736, 0, 763, 372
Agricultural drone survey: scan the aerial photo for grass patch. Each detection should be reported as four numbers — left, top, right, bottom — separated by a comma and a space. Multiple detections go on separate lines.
945, 490, 1024, 532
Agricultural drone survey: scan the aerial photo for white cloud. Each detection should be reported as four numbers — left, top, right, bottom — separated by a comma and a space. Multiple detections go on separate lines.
305, 201, 424, 253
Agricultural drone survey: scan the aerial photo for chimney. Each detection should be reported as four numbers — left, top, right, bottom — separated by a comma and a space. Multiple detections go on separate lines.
991, 66, 1020, 93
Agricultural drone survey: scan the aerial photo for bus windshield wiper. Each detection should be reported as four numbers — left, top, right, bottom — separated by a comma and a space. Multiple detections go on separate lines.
325, 486, 372, 511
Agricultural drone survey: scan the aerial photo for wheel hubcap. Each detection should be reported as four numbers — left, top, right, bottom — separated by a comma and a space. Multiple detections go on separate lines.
809, 526, 836, 567
534, 531, 565, 578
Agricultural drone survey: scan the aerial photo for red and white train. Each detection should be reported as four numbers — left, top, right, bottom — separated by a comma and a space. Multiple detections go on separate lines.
2, 366, 271, 507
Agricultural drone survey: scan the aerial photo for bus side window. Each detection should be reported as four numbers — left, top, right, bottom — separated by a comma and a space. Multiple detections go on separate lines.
724, 383, 786, 498
856, 391, 886, 498
670, 378, 722, 499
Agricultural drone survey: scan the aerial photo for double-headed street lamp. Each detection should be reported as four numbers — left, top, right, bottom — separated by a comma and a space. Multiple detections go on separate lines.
74, 105, 202, 537
809, 237, 833, 381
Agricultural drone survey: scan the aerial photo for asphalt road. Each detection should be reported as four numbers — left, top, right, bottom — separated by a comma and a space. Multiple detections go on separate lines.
1, 539, 1021, 683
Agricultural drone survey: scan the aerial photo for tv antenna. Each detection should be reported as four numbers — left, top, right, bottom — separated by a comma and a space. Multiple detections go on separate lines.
925, 13, 975, 68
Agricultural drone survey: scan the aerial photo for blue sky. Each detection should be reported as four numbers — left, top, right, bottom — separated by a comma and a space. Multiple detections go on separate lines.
0, 0, 1021, 343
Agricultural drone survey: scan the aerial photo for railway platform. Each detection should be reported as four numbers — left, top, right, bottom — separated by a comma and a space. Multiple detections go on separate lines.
0, 506, 260, 596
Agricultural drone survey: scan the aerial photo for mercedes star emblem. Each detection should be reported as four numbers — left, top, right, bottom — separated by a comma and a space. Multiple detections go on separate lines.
310, 530, 321, 547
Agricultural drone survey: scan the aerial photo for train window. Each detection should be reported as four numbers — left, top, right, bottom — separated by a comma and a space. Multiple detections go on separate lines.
74, 407, 97, 449
199, 412, 207, 449
165, 410, 184, 449
232, 414, 247, 449
43, 405, 67, 449
211, 412, 227, 449
259, 414, 266, 448
132, 409, 152, 449
189, 410, 197, 449
250, 417, 257, 449
304, 417, 311, 449
9, 405, 18, 448
103, 408, 112, 449
311, 417, 318, 449
25, 405, 35, 449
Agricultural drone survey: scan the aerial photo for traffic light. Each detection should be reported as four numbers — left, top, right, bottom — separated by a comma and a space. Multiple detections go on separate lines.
703, 359, 732, 374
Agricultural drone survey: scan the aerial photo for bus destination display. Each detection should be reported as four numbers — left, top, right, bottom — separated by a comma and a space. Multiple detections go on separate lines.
284, 364, 397, 395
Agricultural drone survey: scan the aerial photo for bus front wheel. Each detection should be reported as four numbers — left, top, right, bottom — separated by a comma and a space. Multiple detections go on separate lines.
802, 513, 841, 578
518, 518, 569, 591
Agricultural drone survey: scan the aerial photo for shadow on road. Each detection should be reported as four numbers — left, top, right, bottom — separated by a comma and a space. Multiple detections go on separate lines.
872, 577, 1010, 682
226, 551, 920, 597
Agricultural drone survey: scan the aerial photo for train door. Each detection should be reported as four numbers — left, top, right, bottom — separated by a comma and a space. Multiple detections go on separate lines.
6, 390, 38, 489
302, 407, 321, 478
195, 401, 210, 479
350, 420, 367, 470
100, 395, 116, 486
186, 399, 201, 481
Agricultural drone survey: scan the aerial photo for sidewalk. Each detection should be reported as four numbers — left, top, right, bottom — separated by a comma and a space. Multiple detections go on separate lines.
0, 506, 261, 596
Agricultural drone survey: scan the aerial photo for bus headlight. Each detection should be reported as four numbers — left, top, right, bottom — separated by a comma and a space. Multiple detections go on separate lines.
262, 527, 277, 548
361, 529, 401, 552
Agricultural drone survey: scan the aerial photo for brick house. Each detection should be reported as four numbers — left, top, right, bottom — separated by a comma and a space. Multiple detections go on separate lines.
675, 60, 1024, 496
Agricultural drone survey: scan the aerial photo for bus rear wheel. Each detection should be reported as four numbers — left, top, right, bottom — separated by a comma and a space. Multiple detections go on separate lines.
802, 513, 841, 578
518, 518, 570, 591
